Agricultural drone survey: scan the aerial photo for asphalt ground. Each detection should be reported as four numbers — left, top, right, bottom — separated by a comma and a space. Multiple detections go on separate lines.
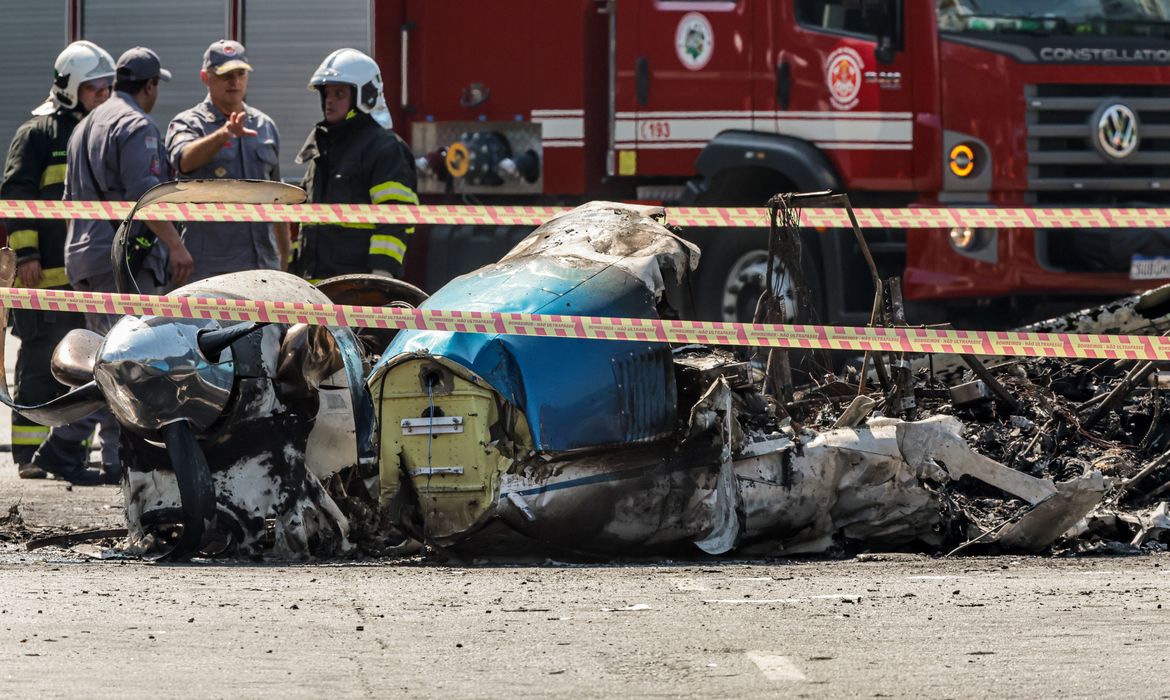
2, 331, 1169, 699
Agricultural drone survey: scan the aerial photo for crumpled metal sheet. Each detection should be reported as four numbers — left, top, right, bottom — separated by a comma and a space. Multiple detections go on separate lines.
733, 415, 1106, 555
1130, 501, 1170, 547
468, 404, 1107, 557
492, 378, 741, 555
993, 472, 1106, 551
735, 421, 943, 554
499, 201, 700, 297
120, 321, 354, 558
923, 282, 1170, 382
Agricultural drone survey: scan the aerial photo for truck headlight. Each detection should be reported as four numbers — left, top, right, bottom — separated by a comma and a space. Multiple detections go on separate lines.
949, 226, 978, 250
948, 227, 997, 263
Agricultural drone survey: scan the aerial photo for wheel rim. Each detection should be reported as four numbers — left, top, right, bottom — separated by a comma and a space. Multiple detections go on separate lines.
719, 249, 797, 324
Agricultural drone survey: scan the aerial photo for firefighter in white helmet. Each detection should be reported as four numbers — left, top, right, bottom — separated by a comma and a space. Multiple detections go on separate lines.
292, 48, 418, 280
0, 41, 117, 484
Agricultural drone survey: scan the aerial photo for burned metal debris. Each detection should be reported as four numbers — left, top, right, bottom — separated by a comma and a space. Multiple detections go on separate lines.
0, 181, 424, 560
368, 199, 1162, 559
3, 187, 1170, 560
769, 190, 1170, 556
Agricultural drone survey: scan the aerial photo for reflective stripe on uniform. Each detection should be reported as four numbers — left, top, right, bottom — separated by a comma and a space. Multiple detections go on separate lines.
8, 229, 38, 251
300, 222, 375, 232
39, 163, 67, 188
369, 180, 419, 205
336, 222, 376, 230
12, 266, 69, 289
369, 234, 406, 261
11, 425, 50, 446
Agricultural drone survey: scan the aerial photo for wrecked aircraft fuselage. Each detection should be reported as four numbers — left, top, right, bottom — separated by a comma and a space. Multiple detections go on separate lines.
369, 202, 741, 553
0, 180, 405, 559
370, 202, 1106, 556
109, 271, 376, 558
0, 192, 1124, 559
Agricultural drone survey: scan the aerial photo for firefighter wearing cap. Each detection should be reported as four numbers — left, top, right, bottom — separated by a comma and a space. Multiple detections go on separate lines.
0, 41, 116, 483
63, 46, 194, 477
66, 46, 193, 318
165, 40, 289, 281
293, 48, 418, 280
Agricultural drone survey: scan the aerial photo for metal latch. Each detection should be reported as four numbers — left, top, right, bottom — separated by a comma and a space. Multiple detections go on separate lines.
409, 467, 465, 477
401, 416, 464, 435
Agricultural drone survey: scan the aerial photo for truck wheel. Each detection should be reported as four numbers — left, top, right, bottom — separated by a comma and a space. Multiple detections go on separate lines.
691, 229, 825, 325
424, 225, 533, 290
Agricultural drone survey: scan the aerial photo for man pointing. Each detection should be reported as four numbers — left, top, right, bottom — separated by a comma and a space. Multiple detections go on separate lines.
166, 40, 288, 280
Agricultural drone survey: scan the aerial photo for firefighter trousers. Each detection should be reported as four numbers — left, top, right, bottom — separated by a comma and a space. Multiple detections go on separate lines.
9, 307, 94, 467
53, 267, 167, 469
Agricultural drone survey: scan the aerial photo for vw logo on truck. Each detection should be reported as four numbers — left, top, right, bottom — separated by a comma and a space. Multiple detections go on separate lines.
1094, 103, 1140, 160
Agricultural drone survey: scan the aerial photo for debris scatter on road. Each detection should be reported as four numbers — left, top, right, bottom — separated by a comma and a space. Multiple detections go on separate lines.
1, 191, 1169, 561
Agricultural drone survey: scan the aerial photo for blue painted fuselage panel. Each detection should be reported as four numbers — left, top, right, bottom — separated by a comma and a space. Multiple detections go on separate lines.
378, 257, 678, 452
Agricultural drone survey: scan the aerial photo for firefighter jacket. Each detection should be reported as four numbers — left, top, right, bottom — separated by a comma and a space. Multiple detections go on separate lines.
295, 111, 418, 279
0, 107, 83, 289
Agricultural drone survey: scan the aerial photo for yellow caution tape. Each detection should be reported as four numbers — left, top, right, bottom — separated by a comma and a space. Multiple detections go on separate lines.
3, 200, 1170, 228
0, 286, 1166, 360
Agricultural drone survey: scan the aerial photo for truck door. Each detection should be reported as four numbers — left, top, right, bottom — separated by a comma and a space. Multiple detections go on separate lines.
778, 0, 916, 191
614, 0, 760, 179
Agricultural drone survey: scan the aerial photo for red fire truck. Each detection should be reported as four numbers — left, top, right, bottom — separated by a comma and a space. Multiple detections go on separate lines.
6, 2, 1169, 324
372, 0, 1170, 325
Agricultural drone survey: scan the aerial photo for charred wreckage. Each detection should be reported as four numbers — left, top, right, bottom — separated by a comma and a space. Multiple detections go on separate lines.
3, 182, 1170, 561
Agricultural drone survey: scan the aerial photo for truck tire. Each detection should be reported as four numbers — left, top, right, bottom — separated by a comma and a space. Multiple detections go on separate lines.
683, 165, 827, 324
690, 228, 826, 326
424, 225, 533, 290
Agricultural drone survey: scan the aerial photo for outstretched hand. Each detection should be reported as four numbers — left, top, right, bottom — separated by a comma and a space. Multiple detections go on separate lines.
223, 111, 258, 138
167, 241, 195, 287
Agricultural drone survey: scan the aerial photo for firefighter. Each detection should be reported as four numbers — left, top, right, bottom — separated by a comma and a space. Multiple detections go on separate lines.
65, 46, 193, 322
166, 40, 290, 281
63, 46, 194, 477
293, 48, 418, 280
0, 41, 117, 484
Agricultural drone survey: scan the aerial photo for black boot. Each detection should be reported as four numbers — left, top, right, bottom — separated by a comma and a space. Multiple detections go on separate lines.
31, 438, 106, 486
100, 462, 124, 486
17, 463, 48, 479
41, 464, 107, 486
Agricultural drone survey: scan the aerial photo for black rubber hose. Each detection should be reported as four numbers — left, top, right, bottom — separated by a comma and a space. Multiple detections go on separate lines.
159, 420, 217, 560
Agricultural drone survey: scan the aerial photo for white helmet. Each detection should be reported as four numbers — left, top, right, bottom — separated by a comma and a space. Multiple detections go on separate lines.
33, 41, 116, 115
307, 48, 392, 127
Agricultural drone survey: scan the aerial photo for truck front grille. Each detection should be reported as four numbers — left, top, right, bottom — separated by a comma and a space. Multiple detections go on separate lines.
1026, 83, 1170, 193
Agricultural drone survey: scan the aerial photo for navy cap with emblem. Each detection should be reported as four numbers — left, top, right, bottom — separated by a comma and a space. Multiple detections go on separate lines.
203, 40, 252, 75
116, 47, 172, 82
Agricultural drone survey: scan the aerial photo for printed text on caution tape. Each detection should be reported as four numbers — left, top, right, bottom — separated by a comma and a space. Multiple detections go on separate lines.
0, 287, 1166, 360
4, 200, 1170, 228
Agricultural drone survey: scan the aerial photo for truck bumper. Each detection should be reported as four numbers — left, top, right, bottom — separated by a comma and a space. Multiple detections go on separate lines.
903, 227, 1168, 301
